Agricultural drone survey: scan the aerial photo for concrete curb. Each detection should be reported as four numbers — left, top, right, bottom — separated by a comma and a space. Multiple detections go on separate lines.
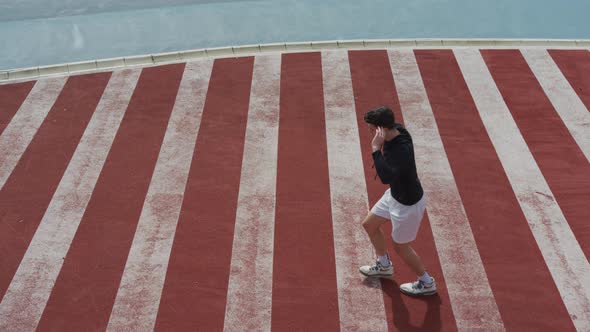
1, 38, 589, 83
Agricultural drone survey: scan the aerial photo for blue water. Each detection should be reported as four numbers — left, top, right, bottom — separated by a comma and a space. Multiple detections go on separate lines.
1, 0, 589, 70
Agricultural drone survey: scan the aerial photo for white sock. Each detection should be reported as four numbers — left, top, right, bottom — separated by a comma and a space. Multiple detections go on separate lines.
377, 254, 390, 267
419, 272, 433, 284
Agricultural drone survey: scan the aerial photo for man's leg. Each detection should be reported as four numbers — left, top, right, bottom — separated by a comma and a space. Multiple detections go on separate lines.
361, 212, 389, 256
359, 213, 394, 277
393, 241, 437, 296
392, 242, 425, 276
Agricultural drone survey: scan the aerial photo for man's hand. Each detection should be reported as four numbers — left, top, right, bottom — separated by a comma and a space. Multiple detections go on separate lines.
372, 127, 385, 152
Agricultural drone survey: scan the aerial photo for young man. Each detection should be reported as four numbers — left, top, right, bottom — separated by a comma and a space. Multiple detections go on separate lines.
359, 106, 436, 296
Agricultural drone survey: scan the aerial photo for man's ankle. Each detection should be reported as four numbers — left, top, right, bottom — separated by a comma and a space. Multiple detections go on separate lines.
418, 271, 433, 284
377, 253, 391, 267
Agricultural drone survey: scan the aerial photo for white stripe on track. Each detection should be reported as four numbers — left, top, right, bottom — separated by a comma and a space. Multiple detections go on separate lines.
0, 77, 67, 190
454, 48, 590, 332
520, 49, 590, 162
105, 60, 213, 332
0, 69, 141, 331
388, 49, 505, 331
321, 50, 389, 332
222, 54, 281, 332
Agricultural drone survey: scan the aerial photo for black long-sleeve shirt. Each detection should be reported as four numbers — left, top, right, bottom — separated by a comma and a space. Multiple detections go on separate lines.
371, 123, 424, 205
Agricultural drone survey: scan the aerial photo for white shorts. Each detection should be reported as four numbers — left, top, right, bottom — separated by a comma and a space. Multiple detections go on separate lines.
370, 189, 427, 244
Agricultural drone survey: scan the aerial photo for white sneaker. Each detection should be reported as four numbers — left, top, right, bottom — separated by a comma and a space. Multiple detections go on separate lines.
359, 260, 394, 277
400, 277, 437, 296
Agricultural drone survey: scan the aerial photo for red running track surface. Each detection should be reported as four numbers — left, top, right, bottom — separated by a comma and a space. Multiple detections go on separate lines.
0, 48, 589, 332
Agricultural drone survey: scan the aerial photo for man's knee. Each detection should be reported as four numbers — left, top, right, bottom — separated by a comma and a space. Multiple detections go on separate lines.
362, 213, 388, 234
361, 216, 374, 232
392, 241, 411, 254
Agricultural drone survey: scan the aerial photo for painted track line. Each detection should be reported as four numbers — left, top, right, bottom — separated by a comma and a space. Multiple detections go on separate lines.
0, 77, 66, 190
322, 50, 388, 331
548, 50, 590, 113
481, 49, 590, 264
270, 52, 340, 331
388, 49, 505, 331
0, 69, 140, 331
415, 49, 576, 331
455, 48, 590, 331
106, 60, 212, 331
521, 49, 590, 161
223, 55, 280, 332
154, 58, 254, 331
0, 73, 111, 302
37, 64, 184, 331
0, 81, 34, 135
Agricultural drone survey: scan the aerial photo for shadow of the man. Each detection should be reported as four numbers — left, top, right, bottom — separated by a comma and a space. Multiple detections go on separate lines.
374, 278, 442, 332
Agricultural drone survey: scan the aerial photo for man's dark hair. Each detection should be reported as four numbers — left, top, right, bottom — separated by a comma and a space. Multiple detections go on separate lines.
364, 106, 395, 128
